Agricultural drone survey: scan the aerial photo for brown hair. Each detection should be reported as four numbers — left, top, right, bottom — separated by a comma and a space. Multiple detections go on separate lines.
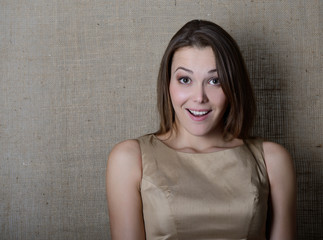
155, 20, 256, 140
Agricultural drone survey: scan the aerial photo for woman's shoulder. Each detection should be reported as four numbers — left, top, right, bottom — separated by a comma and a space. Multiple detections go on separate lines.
245, 137, 291, 161
262, 141, 295, 186
262, 141, 292, 164
261, 142, 296, 237
107, 139, 142, 182
109, 133, 156, 160
110, 139, 141, 158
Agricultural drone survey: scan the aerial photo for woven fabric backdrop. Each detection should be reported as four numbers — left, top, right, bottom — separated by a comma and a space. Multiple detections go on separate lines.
0, 0, 322, 239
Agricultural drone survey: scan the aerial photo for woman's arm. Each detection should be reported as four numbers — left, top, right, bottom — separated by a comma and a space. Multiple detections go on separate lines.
263, 141, 296, 240
106, 140, 146, 240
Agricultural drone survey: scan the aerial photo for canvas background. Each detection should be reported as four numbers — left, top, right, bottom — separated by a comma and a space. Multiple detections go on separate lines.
0, 0, 322, 239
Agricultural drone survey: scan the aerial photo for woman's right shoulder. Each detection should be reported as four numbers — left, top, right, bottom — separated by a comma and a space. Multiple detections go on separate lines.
108, 139, 141, 165
106, 139, 146, 238
107, 139, 142, 183
110, 139, 141, 157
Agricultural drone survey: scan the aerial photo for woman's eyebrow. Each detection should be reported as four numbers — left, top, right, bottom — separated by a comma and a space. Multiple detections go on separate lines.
174, 66, 193, 74
208, 69, 217, 73
174, 67, 217, 74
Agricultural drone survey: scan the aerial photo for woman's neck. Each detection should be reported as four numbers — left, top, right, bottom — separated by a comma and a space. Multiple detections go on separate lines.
157, 127, 243, 154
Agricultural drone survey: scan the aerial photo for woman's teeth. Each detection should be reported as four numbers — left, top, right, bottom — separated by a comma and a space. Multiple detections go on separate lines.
188, 109, 209, 116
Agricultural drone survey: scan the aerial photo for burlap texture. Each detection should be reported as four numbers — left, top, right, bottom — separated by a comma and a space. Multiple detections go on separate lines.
0, 1, 322, 239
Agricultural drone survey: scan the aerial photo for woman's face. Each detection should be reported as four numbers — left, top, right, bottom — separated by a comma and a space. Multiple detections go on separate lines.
169, 46, 227, 137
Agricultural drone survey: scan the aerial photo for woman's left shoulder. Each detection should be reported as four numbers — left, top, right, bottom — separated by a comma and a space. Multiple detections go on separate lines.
262, 141, 296, 238
263, 141, 291, 161
262, 141, 295, 185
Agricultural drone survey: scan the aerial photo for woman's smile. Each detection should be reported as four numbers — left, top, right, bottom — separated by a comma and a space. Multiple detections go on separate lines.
186, 108, 212, 121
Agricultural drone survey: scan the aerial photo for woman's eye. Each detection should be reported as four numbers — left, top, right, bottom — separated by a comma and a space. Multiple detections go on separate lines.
209, 78, 220, 85
178, 77, 191, 84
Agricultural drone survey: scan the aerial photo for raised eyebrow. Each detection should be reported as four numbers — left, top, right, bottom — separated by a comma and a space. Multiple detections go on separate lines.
208, 69, 217, 73
174, 67, 217, 74
174, 67, 193, 74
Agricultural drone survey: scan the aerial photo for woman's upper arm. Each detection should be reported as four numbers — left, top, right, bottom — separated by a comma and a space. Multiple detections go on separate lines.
106, 139, 145, 240
263, 141, 296, 240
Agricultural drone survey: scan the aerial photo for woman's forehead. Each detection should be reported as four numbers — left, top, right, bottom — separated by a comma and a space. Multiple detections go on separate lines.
171, 46, 216, 73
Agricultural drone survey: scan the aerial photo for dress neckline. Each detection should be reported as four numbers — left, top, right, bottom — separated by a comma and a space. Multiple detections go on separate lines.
151, 134, 246, 155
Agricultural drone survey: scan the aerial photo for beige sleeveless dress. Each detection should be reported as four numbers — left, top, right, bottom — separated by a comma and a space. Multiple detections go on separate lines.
138, 134, 269, 240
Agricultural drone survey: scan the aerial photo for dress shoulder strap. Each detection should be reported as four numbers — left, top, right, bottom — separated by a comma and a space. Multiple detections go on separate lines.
244, 138, 268, 185
244, 138, 264, 160
137, 134, 162, 183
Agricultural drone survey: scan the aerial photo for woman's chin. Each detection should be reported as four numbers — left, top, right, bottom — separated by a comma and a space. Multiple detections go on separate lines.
183, 126, 217, 138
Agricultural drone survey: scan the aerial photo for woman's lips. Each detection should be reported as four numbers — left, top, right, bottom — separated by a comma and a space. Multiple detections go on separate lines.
186, 109, 211, 121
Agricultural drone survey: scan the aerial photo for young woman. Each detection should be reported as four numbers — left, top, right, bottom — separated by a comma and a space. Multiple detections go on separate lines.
106, 20, 296, 240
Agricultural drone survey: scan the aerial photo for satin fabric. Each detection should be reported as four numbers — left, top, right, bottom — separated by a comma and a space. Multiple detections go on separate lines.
138, 134, 269, 240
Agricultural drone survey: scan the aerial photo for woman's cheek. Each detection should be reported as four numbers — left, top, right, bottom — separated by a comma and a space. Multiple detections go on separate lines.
171, 86, 189, 106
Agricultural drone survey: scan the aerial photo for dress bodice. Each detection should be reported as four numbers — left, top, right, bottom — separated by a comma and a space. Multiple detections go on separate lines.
138, 134, 269, 240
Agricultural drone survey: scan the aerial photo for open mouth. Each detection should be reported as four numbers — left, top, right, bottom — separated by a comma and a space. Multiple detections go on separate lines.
187, 109, 211, 117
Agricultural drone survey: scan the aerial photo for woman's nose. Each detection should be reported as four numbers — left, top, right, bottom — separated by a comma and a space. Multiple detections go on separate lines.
193, 85, 208, 103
